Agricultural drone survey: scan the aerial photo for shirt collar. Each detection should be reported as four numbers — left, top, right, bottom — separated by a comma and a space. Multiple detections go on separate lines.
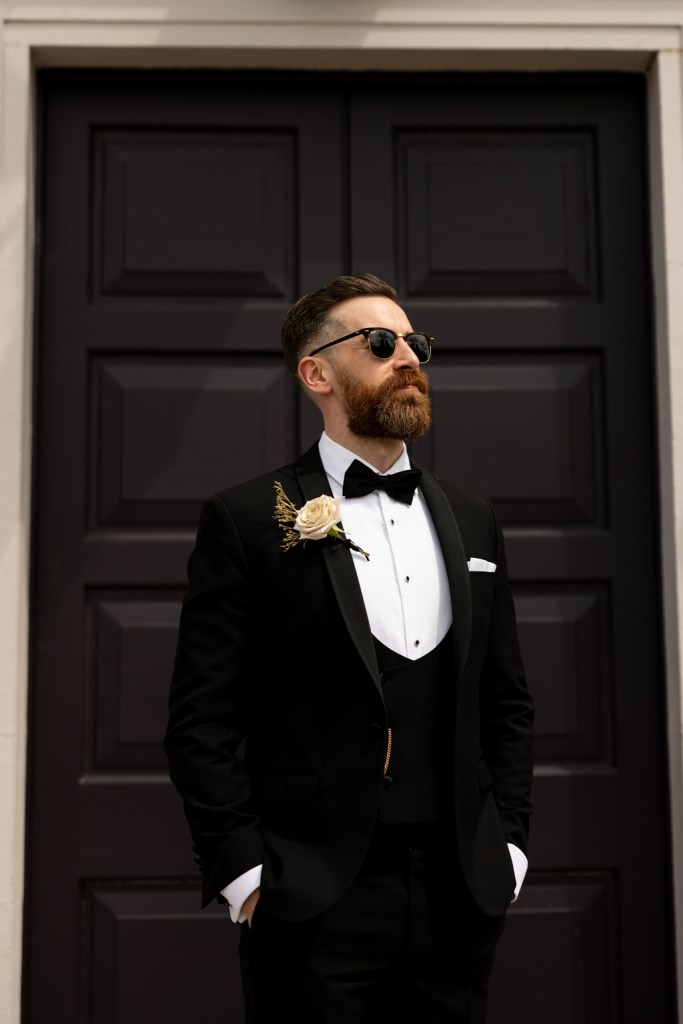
318, 431, 411, 490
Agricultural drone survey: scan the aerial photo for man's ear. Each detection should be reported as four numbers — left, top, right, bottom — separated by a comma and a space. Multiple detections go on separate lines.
298, 356, 333, 395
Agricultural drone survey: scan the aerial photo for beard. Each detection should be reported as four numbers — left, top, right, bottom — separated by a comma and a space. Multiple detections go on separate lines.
335, 366, 432, 442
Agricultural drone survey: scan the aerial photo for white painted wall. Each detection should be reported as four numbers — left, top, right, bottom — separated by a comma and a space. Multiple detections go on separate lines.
2, 2, 683, 1021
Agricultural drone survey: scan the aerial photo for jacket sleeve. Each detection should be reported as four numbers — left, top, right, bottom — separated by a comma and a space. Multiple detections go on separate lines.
479, 500, 535, 855
164, 494, 264, 906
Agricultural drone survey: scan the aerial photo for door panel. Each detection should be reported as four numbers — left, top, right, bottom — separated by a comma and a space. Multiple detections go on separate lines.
27, 71, 673, 1024
351, 79, 669, 1023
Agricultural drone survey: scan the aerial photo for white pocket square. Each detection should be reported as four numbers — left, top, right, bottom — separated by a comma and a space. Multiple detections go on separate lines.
467, 558, 497, 573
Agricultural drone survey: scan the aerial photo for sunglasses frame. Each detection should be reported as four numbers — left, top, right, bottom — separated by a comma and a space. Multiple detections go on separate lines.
308, 327, 433, 363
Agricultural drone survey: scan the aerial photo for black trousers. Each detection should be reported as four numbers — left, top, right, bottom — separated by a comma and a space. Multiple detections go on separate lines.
238, 826, 506, 1023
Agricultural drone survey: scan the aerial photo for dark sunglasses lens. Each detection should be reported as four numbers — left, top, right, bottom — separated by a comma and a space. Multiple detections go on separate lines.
367, 329, 397, 359
366, 329, 432, 362
406, 334, 431, 362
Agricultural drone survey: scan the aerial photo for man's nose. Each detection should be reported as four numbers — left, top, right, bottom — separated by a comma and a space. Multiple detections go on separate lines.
394, 334, 420, 369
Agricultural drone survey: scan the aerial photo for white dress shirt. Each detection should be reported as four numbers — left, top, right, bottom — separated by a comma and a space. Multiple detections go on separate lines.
222, 434, 526, 921
317, 431, 452, 658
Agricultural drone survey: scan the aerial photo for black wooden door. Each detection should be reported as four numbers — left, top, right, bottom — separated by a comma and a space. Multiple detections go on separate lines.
26, 71, 673, 1024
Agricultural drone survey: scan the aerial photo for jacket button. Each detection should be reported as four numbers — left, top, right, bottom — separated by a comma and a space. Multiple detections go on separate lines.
383, 775, 394, 788
370, 723, 382, 734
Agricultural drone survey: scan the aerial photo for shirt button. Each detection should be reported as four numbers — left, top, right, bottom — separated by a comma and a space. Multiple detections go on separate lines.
390, 519, 395, 526
405, 576, 410, 582
414, 640, 420, 648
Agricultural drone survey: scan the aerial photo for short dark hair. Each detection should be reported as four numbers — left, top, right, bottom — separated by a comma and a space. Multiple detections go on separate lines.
281, 272, 398, 377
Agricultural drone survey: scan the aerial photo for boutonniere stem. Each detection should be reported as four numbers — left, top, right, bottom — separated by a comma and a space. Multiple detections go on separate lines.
273, 481, 370, 560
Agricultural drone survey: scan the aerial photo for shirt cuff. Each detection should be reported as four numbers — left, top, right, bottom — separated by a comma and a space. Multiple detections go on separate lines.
507, 843, 528, 902
220, 865, 262, 923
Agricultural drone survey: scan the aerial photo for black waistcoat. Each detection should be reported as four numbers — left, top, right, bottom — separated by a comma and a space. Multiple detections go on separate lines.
375, 628, 454, 824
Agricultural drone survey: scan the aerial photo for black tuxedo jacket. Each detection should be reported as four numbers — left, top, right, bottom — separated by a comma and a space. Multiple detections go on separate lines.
164, 443, 534, 921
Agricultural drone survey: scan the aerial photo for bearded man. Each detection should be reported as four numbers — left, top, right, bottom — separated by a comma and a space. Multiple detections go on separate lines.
164, 272, 535, 1024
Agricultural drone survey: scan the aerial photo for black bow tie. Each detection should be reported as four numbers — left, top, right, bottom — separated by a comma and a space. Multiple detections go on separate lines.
343, 459, 422, 505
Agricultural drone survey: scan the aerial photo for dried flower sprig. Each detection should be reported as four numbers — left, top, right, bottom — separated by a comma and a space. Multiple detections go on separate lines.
273, 481, 370, 560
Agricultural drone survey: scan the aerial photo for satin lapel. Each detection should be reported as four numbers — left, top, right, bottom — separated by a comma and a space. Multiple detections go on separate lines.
294, 445, 381, 694
417, 468, 472, 679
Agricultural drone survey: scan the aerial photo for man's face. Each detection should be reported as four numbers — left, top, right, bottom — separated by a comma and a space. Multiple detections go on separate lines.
325, 295, 432, 442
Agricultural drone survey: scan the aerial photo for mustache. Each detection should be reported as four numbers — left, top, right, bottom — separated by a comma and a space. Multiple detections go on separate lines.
386, 370, 430, 396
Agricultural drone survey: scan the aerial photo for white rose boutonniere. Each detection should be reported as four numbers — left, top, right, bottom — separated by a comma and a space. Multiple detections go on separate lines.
294, 493, 342, 540
273, 481, 370, 560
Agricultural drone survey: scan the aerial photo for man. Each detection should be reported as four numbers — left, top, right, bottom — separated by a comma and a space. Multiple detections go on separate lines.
164, 272, 534, 1023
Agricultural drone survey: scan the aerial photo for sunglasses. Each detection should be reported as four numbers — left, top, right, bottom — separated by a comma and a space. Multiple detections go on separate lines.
309, 327, 433, 364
